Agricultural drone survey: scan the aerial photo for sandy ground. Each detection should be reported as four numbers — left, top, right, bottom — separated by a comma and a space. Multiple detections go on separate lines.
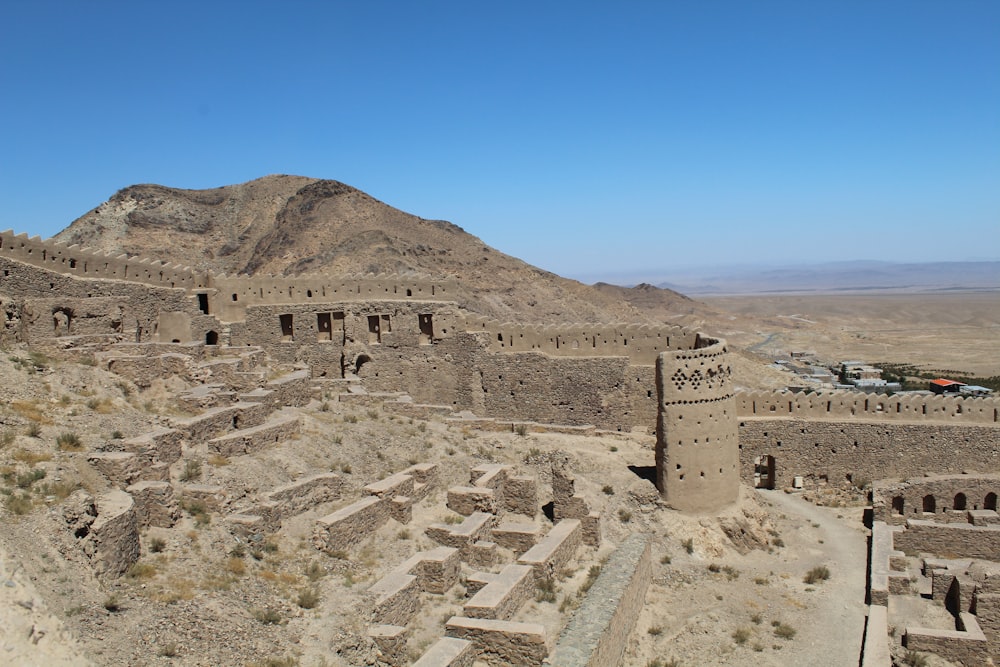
704, 292, 1000, 377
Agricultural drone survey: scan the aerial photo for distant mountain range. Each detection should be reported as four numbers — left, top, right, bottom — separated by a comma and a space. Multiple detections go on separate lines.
651, 261, 1000, 296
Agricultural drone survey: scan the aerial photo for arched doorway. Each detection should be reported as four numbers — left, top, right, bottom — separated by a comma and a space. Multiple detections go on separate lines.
922, 495, 936, 513
954, 493, 967, 511
355, 354, 371, 376
891, 496, 904, 516
205, 330, 219, 346
985, 492, 997, 511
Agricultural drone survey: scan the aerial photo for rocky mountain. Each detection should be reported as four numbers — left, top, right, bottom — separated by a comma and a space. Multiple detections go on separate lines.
56, 175, 712, 323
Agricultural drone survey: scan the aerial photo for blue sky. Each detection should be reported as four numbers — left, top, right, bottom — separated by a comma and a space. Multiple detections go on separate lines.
1, 1, 997, 282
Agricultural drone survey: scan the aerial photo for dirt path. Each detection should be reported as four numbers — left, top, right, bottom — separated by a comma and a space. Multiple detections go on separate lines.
756, 489, 868, 667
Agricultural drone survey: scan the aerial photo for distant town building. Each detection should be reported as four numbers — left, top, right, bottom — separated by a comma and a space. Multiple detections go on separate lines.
959, 384, 992, 397
929, 379, 966, 395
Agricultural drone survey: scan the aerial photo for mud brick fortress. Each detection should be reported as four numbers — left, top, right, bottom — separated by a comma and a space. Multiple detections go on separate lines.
3, 229, 1000, 665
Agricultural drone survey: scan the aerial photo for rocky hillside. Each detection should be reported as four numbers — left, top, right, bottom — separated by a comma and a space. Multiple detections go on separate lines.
55, 175, 712, 323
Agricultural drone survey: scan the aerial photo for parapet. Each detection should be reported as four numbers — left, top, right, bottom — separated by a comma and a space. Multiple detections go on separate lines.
737, 389, 1000, 424
0, 229, 203, 289
461, 317, 695, 365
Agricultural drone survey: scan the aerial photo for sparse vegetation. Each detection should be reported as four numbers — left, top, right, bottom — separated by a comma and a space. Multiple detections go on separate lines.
773, 622, 796, 640
179, 459, 202, 482
682, 538, 694, 554
535, 577, 557, 603
56, 432, 83, 451
150, 537, 167, 553
901, 650, 929, 667
252, 607, 283, 625
103, 594, 122, 612
514, 423, 528, 437
296, 587, 320, 609
803, 565, 831, 584
602, 484, 614, 495
732, 626, 752, 645
618, 509, 632, 523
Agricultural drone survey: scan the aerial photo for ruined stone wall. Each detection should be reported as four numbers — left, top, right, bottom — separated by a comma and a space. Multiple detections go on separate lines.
739, 419, 1000, 490
736, 389, 999, 425
547, 533, 652, 666
0, 230, 203, 289
463, 318, 695, 365
475, 351, 656, 432
1, 256, 203, 345
873, 476, 1000, 524
208, 273, 461, 322
656, 337, 740, 512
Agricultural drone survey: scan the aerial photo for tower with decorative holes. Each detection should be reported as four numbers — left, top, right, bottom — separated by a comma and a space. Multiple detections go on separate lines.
655, 335, 739, 513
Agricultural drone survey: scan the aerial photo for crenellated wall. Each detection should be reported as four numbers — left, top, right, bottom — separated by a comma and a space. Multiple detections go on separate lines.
462, 318, 695, 364
0, 230, 203, 289
208, 273, 461, 322
736, 389, 999, 424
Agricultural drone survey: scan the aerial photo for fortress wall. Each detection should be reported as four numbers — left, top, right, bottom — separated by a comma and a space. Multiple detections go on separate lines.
474, 350, 654, 432
462, 317, 695, 365
0, 230, 203, 289
736, 390, 999, 425
2, 258, 202, 345
739, 419, 1000, 490
656, 337, 740, 512
209, 273, 461, 321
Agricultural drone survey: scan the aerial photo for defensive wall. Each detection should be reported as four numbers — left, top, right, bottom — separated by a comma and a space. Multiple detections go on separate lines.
4, 230, 1000, 485
737, 389, 999, 424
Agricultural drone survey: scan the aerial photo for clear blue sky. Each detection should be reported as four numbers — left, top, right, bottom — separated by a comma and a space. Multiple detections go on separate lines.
1, 1, 997, 282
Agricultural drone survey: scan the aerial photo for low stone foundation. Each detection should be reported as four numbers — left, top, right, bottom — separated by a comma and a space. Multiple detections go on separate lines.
445, 616, 547, 666
546, 533, 652, 666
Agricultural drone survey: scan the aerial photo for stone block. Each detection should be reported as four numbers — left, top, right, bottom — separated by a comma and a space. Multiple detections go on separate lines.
125, 480, 178, 528
445, 616, 547, 666
368, 625, 408, 666
88, 490, 140, 578
389, 496, 413, 525
367, 572, 420, 626
411, 637, 475, 667
426, 513, 495, 550
313, 496, 389, 554
207, 414, 299, 457
491, 522, 541, 555
365, 472, 415, 500
465, 540, 499, 568
518, 519, 582, 582
503, 476, 537, 516
447, 487, 497, 516
463, 563, 534, 620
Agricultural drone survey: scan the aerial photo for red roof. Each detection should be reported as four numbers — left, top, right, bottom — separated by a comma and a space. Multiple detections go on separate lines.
930, 379, 965, 387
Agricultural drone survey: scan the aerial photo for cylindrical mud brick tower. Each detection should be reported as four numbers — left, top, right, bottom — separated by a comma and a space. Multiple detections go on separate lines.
655, 336, 739, 513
